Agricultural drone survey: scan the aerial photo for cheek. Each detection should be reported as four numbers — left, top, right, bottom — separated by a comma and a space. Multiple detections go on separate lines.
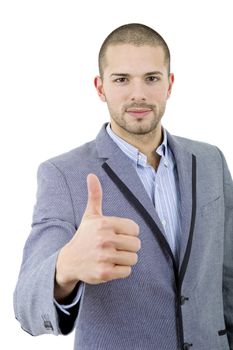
152, 86, 170, 101
105, 90, 127, 106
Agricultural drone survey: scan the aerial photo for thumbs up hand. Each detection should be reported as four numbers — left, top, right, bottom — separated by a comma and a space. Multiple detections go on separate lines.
55, 174, 141, 301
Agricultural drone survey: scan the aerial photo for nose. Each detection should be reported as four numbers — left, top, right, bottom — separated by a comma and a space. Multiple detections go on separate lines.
129, 81, 146, 101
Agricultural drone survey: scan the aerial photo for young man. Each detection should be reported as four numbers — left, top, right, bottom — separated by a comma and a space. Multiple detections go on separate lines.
14, 23, 233, 350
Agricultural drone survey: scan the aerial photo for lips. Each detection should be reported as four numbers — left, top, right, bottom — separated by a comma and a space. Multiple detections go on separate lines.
127, 108, 151, 112
126, 108, 152, 118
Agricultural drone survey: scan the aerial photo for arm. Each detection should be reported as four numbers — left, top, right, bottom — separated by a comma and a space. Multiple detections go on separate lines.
13, 161, 80, 336
220, 151, 233, 346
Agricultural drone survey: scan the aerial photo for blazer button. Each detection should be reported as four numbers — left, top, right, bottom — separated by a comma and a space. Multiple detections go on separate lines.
183, 343, 193, 350
180, 295, 189, 305
44, 320, 53, 331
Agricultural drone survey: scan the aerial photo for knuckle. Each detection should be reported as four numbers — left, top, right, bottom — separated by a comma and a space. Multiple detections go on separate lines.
96, 251, 103, 262
96, 251, 107, 263
97, 217, 111, 230
96, 250, 113, 264
96, 234, 114, 249
96, 234, 106, 249
97, 265, 112, 281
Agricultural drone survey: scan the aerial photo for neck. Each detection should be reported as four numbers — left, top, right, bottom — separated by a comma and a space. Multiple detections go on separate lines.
110, 121, 163, 169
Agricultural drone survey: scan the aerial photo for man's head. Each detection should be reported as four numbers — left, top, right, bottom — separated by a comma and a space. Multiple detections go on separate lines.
95, 23, 174, 140
98, 23, 171, 79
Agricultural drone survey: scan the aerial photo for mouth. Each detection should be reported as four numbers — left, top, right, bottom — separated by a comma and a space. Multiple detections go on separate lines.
126, 108, 152, 118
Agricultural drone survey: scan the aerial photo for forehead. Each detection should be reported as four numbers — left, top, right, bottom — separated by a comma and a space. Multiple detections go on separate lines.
103, 44, 166, 74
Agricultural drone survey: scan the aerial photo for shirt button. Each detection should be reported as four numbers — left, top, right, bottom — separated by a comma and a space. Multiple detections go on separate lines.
162, 219, 166, 226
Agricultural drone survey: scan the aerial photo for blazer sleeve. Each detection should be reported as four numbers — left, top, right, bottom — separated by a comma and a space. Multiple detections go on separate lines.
220, 151, 233, 345
13, 160, 81, 336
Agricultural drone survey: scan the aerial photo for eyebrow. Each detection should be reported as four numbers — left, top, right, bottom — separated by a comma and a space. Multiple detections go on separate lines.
110, 71, 163, 77
110, 73, 130, 77
145, 71, 163, 76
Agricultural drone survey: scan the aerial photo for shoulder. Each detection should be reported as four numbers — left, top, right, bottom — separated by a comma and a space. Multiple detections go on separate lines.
172, 134, 222, 160
38, 139, 97, 176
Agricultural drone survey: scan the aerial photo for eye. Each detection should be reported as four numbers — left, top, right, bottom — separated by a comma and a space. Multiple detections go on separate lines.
146, 76, 160, 83
113, 77, 128, 84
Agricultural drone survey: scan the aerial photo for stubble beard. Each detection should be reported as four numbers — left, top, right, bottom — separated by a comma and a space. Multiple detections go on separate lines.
109, 103, 166, 136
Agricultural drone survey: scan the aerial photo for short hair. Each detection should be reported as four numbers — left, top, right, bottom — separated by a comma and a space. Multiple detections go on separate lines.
98, 23, 171, 78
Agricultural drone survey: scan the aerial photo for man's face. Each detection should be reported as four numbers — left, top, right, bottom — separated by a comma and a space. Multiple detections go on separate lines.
95, 44, 174, 137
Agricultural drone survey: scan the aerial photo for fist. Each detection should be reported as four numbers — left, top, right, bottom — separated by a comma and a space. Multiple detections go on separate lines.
56, 174, 141, 288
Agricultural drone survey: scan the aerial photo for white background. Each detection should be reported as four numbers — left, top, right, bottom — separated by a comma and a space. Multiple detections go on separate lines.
1, 0, 233, 348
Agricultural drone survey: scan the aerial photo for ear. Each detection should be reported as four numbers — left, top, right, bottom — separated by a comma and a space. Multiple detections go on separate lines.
94, 76, 106, 102
167, 73, 174, 99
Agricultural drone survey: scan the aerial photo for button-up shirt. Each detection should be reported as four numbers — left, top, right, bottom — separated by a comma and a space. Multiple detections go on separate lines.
106, 123, 182, 261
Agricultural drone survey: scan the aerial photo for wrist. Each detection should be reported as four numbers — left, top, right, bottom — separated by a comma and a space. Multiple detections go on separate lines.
54, 275, 78, 302
55, 247, 79, 301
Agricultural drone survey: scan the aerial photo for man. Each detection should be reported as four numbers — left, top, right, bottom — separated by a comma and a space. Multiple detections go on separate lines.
14, 23, 233, 350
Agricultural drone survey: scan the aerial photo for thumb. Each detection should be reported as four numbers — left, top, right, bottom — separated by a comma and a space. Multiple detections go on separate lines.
84, 173, 103, 216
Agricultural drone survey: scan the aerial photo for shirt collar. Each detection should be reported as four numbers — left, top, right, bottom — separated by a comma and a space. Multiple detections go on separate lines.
106, 123, 169, 168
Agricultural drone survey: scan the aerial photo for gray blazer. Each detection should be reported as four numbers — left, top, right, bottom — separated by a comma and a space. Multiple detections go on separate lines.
14, 123, 233, 350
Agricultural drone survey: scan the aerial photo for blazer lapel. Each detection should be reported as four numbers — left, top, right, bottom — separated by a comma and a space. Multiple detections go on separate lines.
167, 133, 197, 274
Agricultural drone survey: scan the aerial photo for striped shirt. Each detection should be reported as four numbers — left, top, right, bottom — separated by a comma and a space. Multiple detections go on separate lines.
106, 123, 182, 261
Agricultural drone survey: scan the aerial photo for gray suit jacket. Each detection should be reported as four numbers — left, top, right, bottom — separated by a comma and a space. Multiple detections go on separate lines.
14, 123, 233, 350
